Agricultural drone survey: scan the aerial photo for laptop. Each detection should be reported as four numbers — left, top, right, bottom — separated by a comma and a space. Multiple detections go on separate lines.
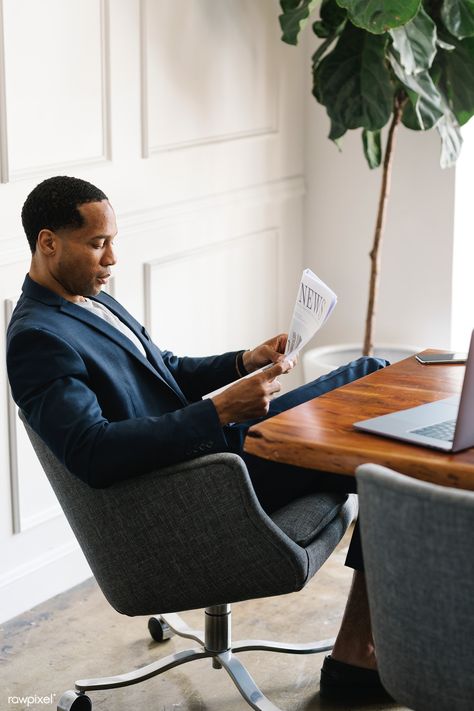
353, 330, 474, 452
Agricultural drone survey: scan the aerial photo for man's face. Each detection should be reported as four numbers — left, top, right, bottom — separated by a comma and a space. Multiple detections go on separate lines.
49, 200, 118, 300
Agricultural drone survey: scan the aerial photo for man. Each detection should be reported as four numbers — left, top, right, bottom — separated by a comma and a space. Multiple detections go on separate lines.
7, 176, 389, 701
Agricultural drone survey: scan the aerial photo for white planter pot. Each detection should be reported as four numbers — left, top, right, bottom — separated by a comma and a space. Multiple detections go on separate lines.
302, 343, 421, 383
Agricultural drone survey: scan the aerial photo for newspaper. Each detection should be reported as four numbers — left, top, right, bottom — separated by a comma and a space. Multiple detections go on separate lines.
203, 268, 336, 399
284, 268, 337, 361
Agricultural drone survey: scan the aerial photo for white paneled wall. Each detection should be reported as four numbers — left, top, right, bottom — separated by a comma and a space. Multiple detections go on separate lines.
0, 0, 305, 622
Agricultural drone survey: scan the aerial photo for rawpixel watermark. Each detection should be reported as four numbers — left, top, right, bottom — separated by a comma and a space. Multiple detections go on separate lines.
8, 693, 56, 706
7, 697, 183, 709
7, 696, 188, 710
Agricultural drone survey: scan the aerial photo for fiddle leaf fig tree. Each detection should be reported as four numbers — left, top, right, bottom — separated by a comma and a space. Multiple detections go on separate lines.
279, 0, 474, 355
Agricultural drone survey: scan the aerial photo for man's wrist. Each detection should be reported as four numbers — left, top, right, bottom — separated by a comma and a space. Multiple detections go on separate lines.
236, 350, 250, 378
212, 391, 233, 425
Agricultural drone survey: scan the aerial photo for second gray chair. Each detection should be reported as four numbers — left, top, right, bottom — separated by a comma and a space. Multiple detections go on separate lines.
22, 414, 357, 711
356, 463, 474, 711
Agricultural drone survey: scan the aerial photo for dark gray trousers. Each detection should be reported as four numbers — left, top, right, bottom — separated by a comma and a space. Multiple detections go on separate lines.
236, 356, 389, 571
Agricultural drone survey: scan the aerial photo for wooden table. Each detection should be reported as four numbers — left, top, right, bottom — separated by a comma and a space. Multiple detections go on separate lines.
245, 351, 474, 491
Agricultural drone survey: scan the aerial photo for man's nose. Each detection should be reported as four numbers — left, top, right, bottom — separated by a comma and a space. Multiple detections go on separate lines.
101, 243, 117, 267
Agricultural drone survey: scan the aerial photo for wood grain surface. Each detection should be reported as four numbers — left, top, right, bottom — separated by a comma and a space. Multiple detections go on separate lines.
244, 352, 474, 491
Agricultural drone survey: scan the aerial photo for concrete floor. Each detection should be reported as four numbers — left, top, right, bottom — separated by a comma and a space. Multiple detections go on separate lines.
1, 530, 410, 711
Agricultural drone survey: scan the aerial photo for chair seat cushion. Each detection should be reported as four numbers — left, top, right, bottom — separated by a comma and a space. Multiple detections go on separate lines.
270, 493, 348, 547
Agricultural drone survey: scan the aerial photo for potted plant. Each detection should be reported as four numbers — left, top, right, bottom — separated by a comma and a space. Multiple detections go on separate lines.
278, 0, 474, 378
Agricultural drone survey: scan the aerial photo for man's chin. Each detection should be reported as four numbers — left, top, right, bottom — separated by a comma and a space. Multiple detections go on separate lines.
83, 285, 102, 297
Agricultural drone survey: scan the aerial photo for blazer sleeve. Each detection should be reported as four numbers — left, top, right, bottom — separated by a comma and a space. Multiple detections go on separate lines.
160, 349, 242, 401
7, 328, 230, 488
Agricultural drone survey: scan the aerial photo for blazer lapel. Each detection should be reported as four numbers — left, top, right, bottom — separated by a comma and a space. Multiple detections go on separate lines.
59, 300, 188, 404
91, 293, 179, 381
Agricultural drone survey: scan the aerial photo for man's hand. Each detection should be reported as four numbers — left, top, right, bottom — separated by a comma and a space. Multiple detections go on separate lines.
242, 333, 290, 373
212, 361, 290, 425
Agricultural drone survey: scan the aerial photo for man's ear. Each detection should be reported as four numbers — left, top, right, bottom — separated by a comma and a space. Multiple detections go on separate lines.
36, 229, 57, 256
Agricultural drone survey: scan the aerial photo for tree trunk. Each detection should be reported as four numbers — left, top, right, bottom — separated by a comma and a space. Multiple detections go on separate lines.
363, 94, 406, 356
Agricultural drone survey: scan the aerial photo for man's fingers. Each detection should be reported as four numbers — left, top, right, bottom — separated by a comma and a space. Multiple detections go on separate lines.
271, 379, 282, 395
262, 362, 285, 380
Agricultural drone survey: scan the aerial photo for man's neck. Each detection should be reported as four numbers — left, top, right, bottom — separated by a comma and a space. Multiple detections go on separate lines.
28, 264, 83, 303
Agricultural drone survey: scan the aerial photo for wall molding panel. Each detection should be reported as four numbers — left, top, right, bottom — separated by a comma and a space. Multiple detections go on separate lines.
5, 298, 61, 535
139, 0, 279, 158
1, 0, 112, 182
139, 0, 149, 159
6, 298, 20, 533
0, 0, 9, 183
0, 540, 90, 623
143, 228, 279, 354
118, 176, 305, 237
100, 0, 112, 162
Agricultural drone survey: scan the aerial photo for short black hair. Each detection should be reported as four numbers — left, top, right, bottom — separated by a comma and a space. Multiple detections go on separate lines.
21, 176, 108, 254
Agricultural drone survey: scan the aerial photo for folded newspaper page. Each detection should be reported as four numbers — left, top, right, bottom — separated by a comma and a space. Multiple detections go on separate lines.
284, 268, 337, 361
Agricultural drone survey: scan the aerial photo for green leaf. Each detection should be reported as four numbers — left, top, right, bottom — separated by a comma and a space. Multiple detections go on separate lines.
312, 1, 347, 68
437, 37, 455, 50
388, 49, 444, 128
437, 113, 463, 167
335, 0, 421, 34
321, 0, 347, 30
312, 35, 339, 69
313, 20, 331, 38
401, 90, 423, 129
329, 117, 347, 142
389, 6, 438, 75
389, 46, 463, 166
313, 0, 346, 36
362, 129, 382, 168
441, 0, 474, 39
435, 36, 474, 124
314, 24, 394, 131
402, 88, 440, 130
279, 0, 320, 45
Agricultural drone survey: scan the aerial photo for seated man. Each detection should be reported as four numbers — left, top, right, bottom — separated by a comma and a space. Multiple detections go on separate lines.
7, 176, 389, 701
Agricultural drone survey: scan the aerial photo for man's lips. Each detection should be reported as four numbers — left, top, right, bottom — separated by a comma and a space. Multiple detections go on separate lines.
97, 274, 110, 284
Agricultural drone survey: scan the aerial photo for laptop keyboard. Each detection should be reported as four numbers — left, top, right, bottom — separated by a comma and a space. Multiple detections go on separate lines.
410, 419, 456, 441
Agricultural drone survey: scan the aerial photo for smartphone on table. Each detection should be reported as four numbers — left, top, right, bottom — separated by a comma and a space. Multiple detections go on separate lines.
415, 352, 467, 365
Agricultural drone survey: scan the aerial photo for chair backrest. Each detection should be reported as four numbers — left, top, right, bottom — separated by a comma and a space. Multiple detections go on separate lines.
21, 413, 355, 616
356, 464, 474, 711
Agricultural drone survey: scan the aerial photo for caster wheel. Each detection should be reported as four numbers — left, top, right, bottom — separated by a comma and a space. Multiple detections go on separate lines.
57, 690, 92, 711
148, 615, 174, 642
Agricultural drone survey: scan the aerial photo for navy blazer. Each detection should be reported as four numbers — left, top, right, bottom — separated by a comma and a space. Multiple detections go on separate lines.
7, 275, 244, 487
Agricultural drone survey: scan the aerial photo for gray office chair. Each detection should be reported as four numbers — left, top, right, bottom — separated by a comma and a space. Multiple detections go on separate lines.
21, 414, 357, 711
356, 463, 474, 711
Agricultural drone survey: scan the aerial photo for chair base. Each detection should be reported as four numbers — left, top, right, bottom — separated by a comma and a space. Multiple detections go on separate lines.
57, 605, 334, 711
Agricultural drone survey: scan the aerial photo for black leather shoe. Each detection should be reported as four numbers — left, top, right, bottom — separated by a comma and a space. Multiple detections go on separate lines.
320, 655, 393, 702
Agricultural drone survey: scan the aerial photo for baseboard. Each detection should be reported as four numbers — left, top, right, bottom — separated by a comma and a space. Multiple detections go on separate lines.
0, 541, 92, 624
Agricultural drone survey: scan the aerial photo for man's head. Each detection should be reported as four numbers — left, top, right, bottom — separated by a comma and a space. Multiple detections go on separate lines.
22, 176, 109, 254
23, 176, 118, 302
